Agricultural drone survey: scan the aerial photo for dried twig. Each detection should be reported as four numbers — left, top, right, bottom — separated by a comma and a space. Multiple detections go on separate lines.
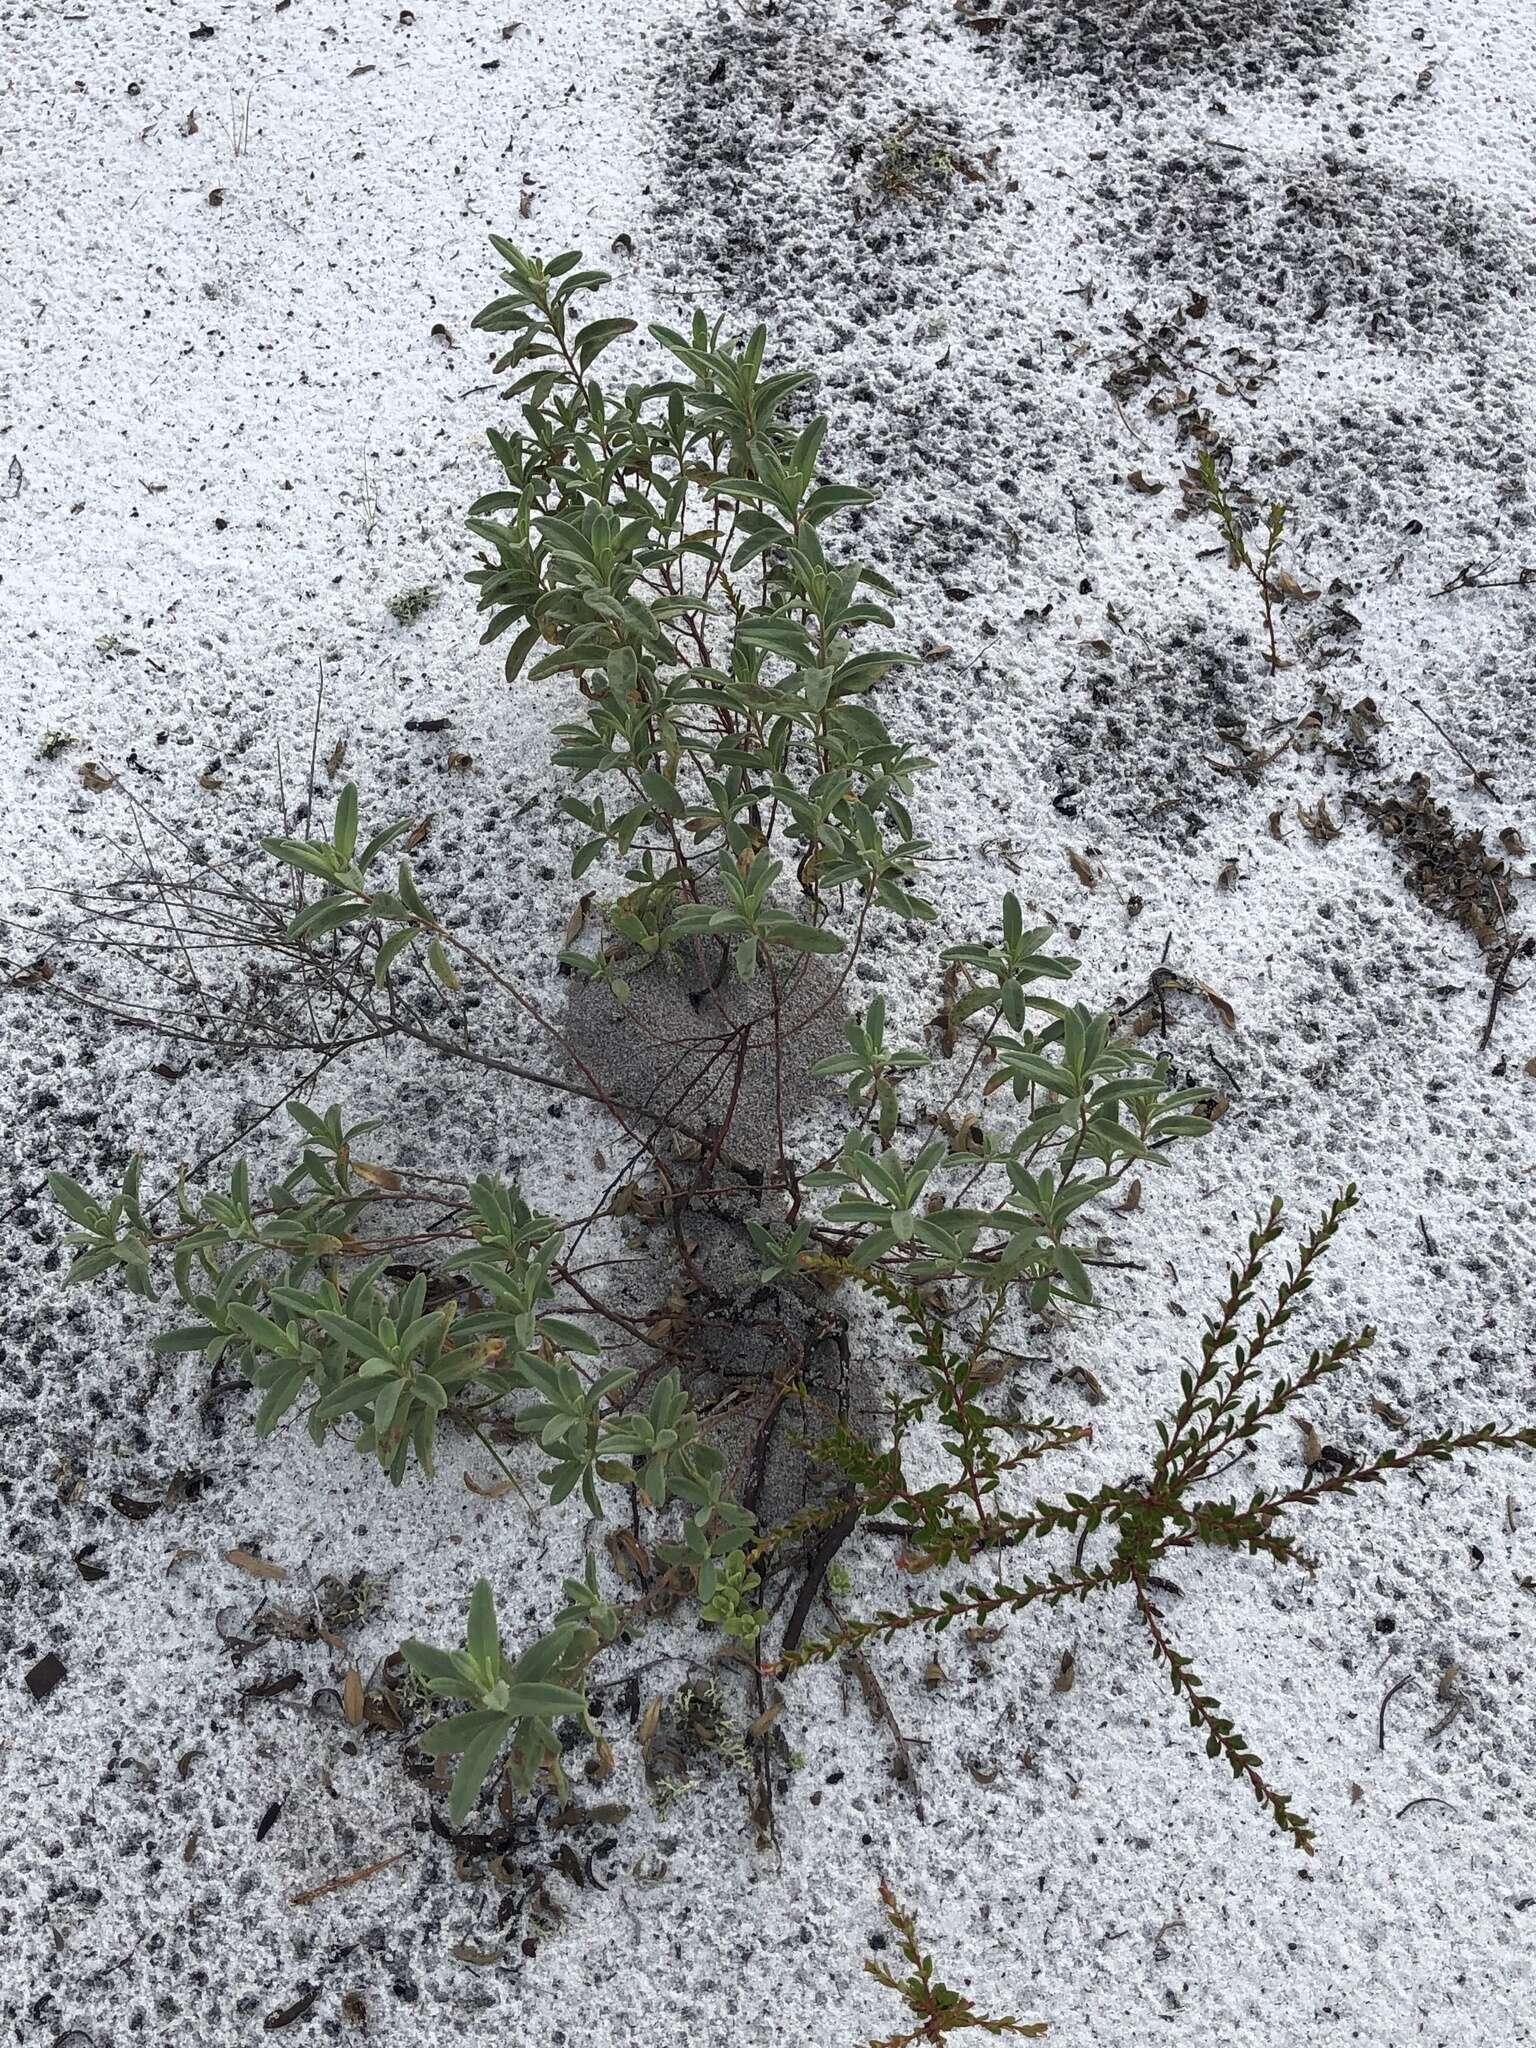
827, 1594, 926, 1821
290, 1850, 408, 1906
1378, 1671, 1413, 1752
1408, 697, 1502, 800
1479, 932, 1524, 1054
1433, 560, 1535, 599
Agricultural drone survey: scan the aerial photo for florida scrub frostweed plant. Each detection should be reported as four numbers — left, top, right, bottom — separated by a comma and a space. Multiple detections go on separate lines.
48, 239, 1536, 1852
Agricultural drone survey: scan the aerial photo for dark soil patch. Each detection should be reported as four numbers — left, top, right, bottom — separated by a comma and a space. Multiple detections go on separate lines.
653, 3, 913, 316
1106, 151, 1528, 352
649, 2, 1046, 590
1250, 377, 1535, 550
563, 944, 873, 1525
562, 944, 849, 1176
1051, 623, 1264, 845
974, 0, 1356, 100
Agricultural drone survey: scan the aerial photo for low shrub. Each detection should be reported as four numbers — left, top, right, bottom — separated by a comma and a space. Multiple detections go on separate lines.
52, 241, 1534, 1867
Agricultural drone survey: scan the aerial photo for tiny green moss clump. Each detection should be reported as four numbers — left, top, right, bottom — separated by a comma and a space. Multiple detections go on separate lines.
870, 125, 959, 208
388, 585, 440, 626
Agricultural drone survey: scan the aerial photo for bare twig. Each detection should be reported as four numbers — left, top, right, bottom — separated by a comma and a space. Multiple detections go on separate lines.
1378, 1671, 1413, 1752
1407, 696, 1502, 800
290, 1850, 408, 1906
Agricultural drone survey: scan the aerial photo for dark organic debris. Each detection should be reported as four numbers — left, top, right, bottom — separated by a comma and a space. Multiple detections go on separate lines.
109, 1490, 161, 1520
1364, 776, 1518, 962
25, 1652, 67, 1701
264, 1985, 320, 2032
242, 1670, 303, 1704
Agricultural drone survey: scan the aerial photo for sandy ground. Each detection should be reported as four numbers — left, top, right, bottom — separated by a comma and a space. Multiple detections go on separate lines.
3, 1, 1536, 2042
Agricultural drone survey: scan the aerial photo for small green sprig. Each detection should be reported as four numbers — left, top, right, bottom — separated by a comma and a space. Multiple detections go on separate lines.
403, 1578, 610, 1824
811, 995, 932, 1144
862, 1881, 1047, 2044
785, 1194, 1536, 1853
1195, 447, 1291, 673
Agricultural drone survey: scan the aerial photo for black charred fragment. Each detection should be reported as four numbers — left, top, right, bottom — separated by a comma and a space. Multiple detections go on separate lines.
264, 1984, 320, 2032
25, 1652, 67, 1701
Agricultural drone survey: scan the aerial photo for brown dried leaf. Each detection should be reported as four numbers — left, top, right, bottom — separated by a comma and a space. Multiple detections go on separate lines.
748, 1698, 784, 1740
342, 1667, 364, 1727
1069, 1363, 1106, 1406
109, 1491, 161, 1520
224, 1548, 287, 1581
80, 761, 116, 792
1155, 970, 1236, 1032
351, 1161, 402, 1191
1127, 469, 1166, 494
464, 1471, 522, 1501
637, 1695, 662, 1751
1068, 849, 1097, 890
1296, 797, 1343, 845
1053, 1649, 1077, 1693
554, 1799, 632, 1828
326, 738, 347, 780
404, 815, 432, 851
1202, 986, 1237, 1033
565, 891, 594, 945
585, 1737, 616, 1784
